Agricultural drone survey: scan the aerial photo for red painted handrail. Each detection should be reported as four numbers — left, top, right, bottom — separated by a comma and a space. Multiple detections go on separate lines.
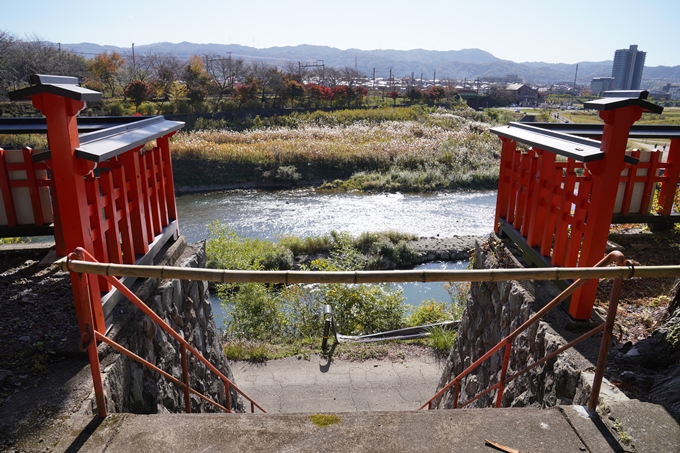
68, 247, 266, 418
419, 251, 626, 412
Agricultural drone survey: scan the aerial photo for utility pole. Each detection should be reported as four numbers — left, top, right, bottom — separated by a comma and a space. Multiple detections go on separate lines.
132, 43, 136, 80
389, 68, 392, 89
298, 61, 325, 83
433, 70, 436, 85
572, 63, 579, 105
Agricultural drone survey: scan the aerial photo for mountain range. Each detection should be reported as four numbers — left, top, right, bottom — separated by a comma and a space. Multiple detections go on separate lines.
62, 42, 680, 87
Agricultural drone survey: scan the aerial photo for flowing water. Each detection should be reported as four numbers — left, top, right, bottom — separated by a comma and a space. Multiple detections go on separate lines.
176, 189, 497, 330
176, 189, 496, 242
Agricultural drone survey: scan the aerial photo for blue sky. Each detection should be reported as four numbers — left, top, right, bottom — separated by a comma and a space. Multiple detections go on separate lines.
1, 0, 677, 66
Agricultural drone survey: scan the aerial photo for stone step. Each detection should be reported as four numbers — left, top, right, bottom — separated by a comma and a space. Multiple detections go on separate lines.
56, 406, 622, 453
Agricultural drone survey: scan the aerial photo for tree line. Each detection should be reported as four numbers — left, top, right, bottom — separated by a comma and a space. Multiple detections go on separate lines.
0, 31, 483, 116
1, 32, 384, 113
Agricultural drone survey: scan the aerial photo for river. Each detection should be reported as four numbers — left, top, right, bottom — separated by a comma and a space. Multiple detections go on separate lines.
176, 189, 496, 242
175, 189, 497, 330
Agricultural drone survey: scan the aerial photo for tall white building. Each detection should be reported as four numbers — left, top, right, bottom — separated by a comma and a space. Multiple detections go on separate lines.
611, 45, 646, 90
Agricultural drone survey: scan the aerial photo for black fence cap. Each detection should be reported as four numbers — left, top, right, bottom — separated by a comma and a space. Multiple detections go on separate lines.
8, 73, 102, 103
584, 90, 663, 114
603, 90, 649, 99
29, 74, 79, 86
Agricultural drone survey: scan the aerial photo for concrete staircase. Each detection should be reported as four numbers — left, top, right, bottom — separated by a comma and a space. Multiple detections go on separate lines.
47, 401, 679, 453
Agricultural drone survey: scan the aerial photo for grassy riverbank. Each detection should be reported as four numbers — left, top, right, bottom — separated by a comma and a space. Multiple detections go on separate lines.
171, 106, 517, 192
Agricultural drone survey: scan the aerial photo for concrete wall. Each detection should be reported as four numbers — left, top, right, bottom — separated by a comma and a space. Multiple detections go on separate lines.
97, 237, 242, 414
435, 235, 596, 409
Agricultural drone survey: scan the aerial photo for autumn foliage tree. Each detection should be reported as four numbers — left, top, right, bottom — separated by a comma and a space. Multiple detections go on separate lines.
283, 78, 305, 107
183, 55, 212, 107
86, 51, 125, 97
305, 83, 332, 107
426, 86, 445, 104
388, 90, 399, 105
124, 80, 153, 110
233, 81, 259, 108
353, 86, 368, 105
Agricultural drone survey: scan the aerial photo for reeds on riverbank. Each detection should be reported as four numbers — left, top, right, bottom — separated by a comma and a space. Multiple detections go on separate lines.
170, 106, 507, 191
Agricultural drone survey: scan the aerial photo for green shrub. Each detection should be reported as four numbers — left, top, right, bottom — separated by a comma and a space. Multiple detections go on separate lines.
277, 234, 334, 255
220, 282, 286, 340
260, 247, 294, 270
137, 102, 156, 115
194, 118, 229, 131
323, 284, 405, 335
0, 134, 48, 150
242, 99, 262, 110
159, 102, 175, 114
217, 99, 239, 112
176, 100, 191, 114
428, 326, 456, 355
275, 165, 302, 182
107, 102, 126, 116
407, 300, 452, 326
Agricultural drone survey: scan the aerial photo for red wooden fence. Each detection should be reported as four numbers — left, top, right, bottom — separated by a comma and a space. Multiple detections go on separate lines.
492, 91, 680, 319
6, 74, 183, 333
0, 147, 53, 236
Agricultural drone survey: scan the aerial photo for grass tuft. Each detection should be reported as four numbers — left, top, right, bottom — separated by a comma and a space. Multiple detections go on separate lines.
308, 414, 341, 428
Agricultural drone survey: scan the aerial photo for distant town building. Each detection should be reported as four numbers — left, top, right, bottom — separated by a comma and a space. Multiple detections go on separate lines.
611, 45, 646, 90
591, 77, 615, 96
670, 86, 680, 101
505, 83, 539, 105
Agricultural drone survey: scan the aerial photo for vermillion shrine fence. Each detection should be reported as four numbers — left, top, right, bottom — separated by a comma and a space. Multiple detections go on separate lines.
491, 90, 680, 320
3, 74, 184, 334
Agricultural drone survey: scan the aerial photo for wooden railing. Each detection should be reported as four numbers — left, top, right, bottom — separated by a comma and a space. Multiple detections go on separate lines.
491, 91, 680, 319
6, 74, 184, 333
0, 146, 53, 237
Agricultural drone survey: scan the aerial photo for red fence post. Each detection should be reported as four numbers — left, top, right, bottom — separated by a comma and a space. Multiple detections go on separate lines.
28, 91, 106, 333
0, 148, 18, 227
569, 105, 642, 319
495, 138, 517, 233
658, 138, 680, 216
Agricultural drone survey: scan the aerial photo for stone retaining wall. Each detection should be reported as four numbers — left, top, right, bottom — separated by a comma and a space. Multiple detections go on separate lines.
98, 237, 242, 414
435, 235, 596, 409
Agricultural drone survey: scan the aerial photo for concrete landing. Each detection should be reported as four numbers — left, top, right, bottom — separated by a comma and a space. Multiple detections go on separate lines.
231, 354, 441, 412
53, 406, 625, 453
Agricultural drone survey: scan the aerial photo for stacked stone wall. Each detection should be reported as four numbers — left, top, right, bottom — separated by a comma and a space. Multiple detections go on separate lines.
97, 238, 242, 414
436, 236, 594, 409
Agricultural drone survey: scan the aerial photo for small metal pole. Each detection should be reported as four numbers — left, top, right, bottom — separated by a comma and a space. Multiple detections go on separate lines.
321, 304, 333, 352
453, 380, 460, 409
224, 379, 231, 413
181, 344, 190, 413
588, 273, 624, 411
496, 341, 513, 408
73, 251, 107, 418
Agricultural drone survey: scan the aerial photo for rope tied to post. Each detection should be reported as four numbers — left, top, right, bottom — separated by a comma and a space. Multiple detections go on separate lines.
626, 260, 635, 279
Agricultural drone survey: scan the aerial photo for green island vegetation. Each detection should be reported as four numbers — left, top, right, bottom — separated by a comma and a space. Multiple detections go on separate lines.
206, 221, 463, 360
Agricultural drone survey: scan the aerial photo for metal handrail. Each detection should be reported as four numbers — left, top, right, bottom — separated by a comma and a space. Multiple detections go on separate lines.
68, 247, 266, 417
62, 248, 680, 417
418, 251, 626, 412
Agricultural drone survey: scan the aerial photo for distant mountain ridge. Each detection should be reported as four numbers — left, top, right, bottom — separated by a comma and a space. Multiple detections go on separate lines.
62, 42, 680, 86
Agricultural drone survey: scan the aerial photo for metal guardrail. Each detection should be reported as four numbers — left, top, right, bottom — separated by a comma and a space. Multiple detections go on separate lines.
61, 248, 680, 417
67, 247, 266, 418
418, 252, 627, 412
